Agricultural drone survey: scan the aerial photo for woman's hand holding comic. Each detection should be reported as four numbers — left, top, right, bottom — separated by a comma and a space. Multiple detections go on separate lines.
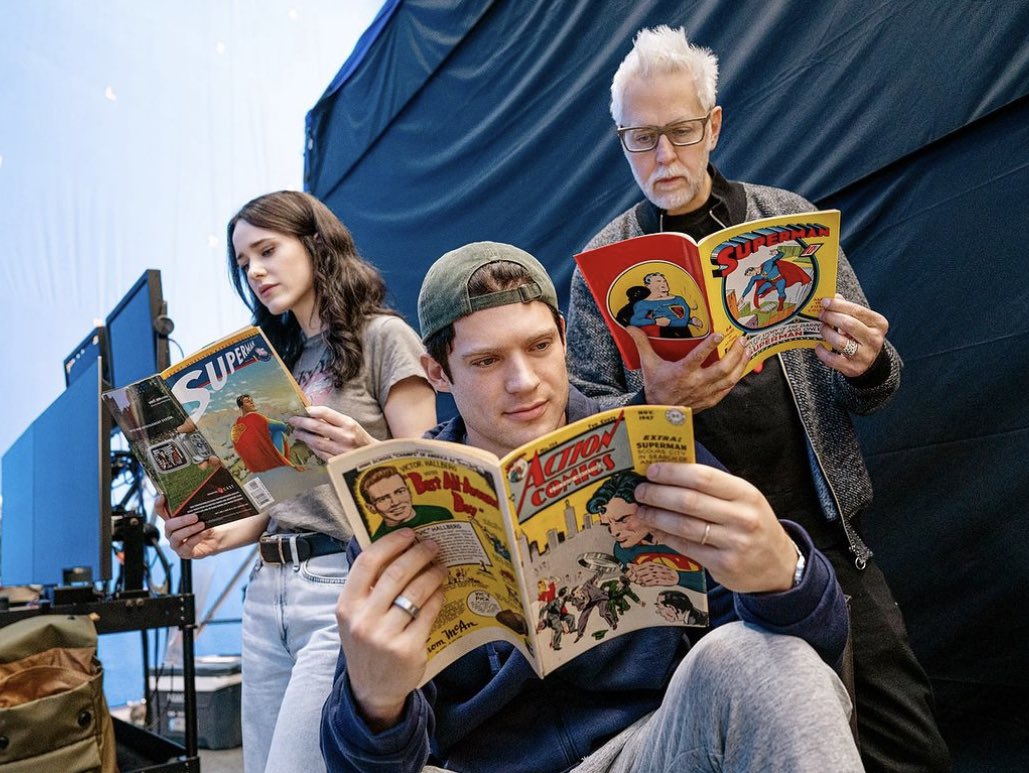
289, 405, 376, 460
154, 495, 222, 560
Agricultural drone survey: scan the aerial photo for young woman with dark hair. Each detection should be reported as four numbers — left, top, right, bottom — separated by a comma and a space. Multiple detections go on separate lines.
159, 190, 436, 772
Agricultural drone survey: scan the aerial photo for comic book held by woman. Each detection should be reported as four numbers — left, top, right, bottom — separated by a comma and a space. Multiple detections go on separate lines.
102, 326, 326, 526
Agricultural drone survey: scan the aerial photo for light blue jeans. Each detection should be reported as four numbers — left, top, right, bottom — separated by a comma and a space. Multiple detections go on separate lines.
576, 622, 863, 773
241, 551, 349, 773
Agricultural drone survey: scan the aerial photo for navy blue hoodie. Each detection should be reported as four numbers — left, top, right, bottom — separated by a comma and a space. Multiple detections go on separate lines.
321, 387, 849, 773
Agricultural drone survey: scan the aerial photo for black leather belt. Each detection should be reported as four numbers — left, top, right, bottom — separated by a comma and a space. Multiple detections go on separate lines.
258, 532, 345, 564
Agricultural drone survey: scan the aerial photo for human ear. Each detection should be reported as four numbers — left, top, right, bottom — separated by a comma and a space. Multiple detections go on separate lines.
420, 352, 452, 393
707, 105, 723, 150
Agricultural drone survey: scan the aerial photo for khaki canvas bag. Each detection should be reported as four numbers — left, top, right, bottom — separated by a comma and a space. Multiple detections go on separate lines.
0, 614, 117, 772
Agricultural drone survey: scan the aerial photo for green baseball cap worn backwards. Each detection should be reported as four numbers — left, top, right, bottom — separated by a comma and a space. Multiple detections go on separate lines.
417, 241, 559, 341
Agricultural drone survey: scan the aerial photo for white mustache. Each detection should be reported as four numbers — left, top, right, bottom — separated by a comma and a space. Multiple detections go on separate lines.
648, 164, 691, 186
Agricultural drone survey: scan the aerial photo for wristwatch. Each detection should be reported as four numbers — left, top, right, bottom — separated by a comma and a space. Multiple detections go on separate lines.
790, 539, 806, 588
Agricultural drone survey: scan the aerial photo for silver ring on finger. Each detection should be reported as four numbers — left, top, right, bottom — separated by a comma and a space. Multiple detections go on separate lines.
700, 522, 712, 546
392, 594, 420, 620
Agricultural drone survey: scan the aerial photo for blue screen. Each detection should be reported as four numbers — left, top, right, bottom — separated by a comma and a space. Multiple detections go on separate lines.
1, 425, 34, 584
65, 327, 109, 387
1, 357, 110, 586
106, 272, 160, 388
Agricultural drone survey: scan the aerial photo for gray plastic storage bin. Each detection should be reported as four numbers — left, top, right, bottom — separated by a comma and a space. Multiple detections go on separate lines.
150, 655, 242, 750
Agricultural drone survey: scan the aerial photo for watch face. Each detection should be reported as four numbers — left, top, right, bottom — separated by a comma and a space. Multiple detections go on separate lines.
792, 542, 806, 587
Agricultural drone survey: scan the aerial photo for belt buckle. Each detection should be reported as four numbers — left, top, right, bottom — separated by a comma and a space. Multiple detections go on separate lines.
260, 533, 319, 565
259, 535, 290, 565
287, 534, 302, 568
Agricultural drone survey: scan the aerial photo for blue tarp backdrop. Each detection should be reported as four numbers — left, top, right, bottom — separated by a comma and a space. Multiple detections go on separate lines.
305, 0, 1029, 758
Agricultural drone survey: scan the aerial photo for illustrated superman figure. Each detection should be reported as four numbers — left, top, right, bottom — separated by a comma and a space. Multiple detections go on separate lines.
230, 393, 297, 472
740, 250, 811, 312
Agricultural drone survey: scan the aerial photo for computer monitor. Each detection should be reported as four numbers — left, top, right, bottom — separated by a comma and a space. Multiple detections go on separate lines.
64, 326, 111, 386
1, 357, 112, 587
105, 269, 172, 388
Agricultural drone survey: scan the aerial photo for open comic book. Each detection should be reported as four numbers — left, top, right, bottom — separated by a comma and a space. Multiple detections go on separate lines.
102, 326, 327, 527
575, 210, 841, 375
328, 405, 708, 684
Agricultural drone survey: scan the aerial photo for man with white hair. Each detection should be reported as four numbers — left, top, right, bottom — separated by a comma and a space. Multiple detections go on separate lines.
566, 25, 949, 772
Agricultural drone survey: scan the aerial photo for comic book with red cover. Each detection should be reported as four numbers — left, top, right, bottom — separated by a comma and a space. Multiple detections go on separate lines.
574, 210, 841, 374
327, 404, 708, 684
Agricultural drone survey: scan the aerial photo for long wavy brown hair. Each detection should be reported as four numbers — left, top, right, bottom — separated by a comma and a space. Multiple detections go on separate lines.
227, 190, 397, 386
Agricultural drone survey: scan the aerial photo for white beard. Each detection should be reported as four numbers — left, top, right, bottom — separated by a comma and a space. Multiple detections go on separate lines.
634, 162, 704, 214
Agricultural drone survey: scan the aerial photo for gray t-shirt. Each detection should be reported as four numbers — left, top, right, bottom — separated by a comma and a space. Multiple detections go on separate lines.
266, 314, 427, 540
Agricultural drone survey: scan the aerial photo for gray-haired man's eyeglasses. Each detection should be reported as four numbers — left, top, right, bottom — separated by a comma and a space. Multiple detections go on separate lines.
617, 112, 712, 153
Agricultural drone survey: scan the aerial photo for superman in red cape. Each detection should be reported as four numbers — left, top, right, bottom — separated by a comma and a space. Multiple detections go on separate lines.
740, 250, 812, 312
230, 394, 297, 473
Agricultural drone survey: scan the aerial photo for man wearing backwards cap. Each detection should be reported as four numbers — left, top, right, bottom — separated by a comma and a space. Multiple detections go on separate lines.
321, 242, 862, 773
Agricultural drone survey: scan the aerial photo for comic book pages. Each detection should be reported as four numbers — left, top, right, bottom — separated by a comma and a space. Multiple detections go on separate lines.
575, 210, 840, 375
102, 326, 326, 526
328, 405, 707, 682
103, 375, 259, 525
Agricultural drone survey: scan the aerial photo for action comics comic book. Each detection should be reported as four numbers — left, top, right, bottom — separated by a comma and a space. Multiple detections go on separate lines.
574, 210, 841, 374
102, 326, 327, 527
327, 405, 708, 684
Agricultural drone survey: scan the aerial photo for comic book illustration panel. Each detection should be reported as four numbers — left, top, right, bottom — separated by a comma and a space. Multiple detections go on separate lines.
163, 330, 326, 508
102, 377, 219, 514
501, 406, 706, 674
705, 211, 840, 335
605, 260, 710, 340
525, 471, 707, 676
341, 452, 532, 666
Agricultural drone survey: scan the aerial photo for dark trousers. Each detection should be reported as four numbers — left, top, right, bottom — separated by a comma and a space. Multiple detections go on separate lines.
824, 546, 952, 772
